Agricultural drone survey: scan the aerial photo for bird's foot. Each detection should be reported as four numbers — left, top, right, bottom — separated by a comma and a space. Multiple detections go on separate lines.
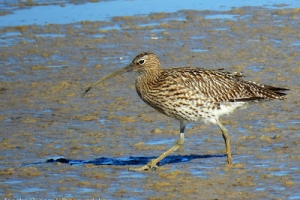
221, 148, 233, 165
128, 159, 158, 172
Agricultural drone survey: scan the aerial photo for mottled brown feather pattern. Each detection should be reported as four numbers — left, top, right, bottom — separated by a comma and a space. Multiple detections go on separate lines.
131, 52, 287, 123
82, 52, 288, 169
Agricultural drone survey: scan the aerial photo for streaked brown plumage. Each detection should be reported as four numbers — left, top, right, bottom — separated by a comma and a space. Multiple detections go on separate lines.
82, 52, 288, 171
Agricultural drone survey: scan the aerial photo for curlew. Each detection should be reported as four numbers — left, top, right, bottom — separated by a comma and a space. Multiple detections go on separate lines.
82, 52, 288, 171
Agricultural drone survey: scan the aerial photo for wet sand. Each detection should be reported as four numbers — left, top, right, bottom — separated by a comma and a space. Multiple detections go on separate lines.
1, 5, 300, 199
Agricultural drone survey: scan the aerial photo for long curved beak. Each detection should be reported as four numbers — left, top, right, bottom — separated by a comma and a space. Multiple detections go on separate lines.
82, 63, 133, 97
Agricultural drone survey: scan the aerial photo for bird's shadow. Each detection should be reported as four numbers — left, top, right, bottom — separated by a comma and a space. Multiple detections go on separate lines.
43, 154, 226, 167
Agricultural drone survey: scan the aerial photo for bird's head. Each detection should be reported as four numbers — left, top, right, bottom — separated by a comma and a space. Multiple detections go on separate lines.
129, 52, 161, 74
82, 52, 160, 97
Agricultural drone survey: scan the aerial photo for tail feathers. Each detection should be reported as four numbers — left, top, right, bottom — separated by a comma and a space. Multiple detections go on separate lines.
233, 81, 289, 102
263, 85, 289, 97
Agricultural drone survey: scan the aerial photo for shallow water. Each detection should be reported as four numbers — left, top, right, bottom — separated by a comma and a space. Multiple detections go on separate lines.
1, 0, 300, 199
2, 0, 300, 27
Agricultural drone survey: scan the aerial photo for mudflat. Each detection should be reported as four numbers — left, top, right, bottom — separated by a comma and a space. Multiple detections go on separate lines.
1, 4, 300, 199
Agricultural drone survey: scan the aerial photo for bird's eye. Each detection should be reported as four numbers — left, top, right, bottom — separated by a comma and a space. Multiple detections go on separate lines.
138, 59, 145, 65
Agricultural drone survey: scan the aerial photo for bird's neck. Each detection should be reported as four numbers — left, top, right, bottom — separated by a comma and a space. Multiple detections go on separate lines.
135, 67, 162, 96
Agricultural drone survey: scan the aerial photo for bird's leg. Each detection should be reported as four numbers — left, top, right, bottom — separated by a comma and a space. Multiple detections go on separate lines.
129, 121, 186, 172
216, 120, 232, 164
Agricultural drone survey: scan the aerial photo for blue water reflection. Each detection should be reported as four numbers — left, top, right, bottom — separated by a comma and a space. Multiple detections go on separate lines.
1, 0, 300, 27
